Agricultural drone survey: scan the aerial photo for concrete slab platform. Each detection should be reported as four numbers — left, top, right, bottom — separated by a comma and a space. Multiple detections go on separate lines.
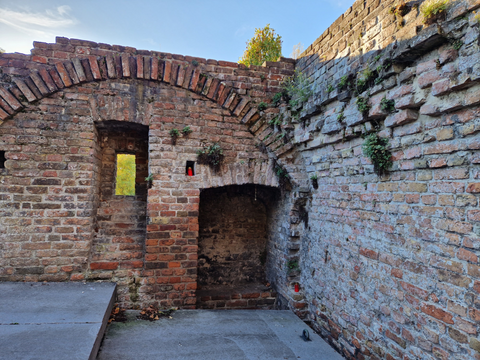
97, 310, 343, 360
0, 282, 116, 360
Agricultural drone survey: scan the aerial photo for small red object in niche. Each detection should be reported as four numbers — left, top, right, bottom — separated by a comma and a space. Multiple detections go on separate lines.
187, 167, 193, 176
294, 283, 299, 292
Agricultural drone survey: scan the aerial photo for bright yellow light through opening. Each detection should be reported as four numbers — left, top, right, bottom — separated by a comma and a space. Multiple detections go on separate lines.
115, 154, 136, 195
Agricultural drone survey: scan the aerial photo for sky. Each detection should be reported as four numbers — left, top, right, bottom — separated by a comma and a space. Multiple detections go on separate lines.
0, 0, 353, 62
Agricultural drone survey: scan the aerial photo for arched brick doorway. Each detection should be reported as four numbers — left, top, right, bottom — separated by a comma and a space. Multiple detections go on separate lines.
196, 184, 279, 309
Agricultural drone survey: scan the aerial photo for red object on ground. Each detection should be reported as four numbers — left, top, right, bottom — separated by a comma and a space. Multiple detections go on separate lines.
187, 167, 193, 176
294, 283, 299, 292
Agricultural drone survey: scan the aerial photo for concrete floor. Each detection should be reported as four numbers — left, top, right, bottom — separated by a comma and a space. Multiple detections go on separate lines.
0, 282, 116, 360
97, 310, 343, 360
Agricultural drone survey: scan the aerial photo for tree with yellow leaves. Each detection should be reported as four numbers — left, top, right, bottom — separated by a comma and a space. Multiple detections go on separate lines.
115, 154, 136, 195
238, 24, 282, 67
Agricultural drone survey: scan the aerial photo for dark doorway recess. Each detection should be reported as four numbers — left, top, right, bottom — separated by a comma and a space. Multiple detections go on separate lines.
197, 184, 280, 309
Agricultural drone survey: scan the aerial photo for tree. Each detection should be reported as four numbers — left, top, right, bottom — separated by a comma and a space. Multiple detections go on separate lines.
115, 154, 136, 195
290, 43, 304, 60
238, 24, 282, 67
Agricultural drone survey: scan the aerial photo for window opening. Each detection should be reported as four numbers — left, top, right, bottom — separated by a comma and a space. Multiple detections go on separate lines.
0, 151, 5, 168
186, 161, 195, 176
115, 154, 136, 195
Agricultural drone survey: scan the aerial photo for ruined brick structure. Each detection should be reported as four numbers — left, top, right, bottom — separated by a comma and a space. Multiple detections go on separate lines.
1, 0, 480, 358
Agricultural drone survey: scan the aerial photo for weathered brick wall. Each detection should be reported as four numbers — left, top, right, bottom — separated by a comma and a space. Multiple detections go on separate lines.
277, 0, 480, 358
2, 0, 480, 357
0, 37, 300, 309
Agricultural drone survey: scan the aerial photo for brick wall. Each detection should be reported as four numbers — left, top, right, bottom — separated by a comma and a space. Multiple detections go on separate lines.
90, 122, 149, 305
274, 0, 480, 358
0, 38, 296, 309
1, 0, 480, 357
198, 185, 269, 287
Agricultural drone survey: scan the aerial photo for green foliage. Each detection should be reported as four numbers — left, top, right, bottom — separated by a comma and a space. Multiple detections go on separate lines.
453, 40, 463, 50
182, 125, 193, 135
275, 166, 288, 177
238, 24, 282, 67
286, 259, 299, 272
356, 96, 371, 115
272, 92, 283, 106
116, 154, 135, 196
420, 0, 450, 24
338, 75, 350, 91
337, 111, 345, 122
380, 97, 396, 113
281, 69, 312, 108
191, 60, 199, 66
169, 128, 180, 145
356, 67, 376, 94
258, 102, 268, 111
145, 174, 153, 182
374, 54, 382, 62
268, 115, 282, 126
310, 173, 318, 189
362, 133, 393, 175
274, 163, 291, 189
326, 84, 334, 93
197, 142, 224, 170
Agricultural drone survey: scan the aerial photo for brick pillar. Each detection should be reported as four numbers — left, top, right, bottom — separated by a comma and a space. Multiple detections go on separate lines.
145, 188, 199, 308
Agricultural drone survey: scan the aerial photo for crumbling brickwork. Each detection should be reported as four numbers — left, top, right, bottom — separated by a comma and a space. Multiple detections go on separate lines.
278, 0, 480, 358
0, 37, 296, 309
1, 0, 480, 358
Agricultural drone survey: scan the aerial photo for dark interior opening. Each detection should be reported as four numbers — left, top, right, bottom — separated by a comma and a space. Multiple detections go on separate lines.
186, 160, 195, 176
0, 151, 5, 168
196, 184, 280, 309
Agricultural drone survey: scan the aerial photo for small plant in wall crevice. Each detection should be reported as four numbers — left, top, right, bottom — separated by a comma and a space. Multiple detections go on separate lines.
420, 0, 450, 25
362, 133, 393, 176
145, 174, 154, 189
274, 162, 291, 190
380, 97, 396, 113
257, 102, 268, 111
356, 96, 371, 116
286, 259, 299, 273
310, 173, 318, 189
169, 128, 180, 145
182, 126, 193, 136
196, 142, 224, 171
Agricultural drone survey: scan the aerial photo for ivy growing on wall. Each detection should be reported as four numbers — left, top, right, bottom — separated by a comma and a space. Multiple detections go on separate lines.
362, 133, 393, 175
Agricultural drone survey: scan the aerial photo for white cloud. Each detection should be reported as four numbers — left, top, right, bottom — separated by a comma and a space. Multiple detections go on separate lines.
0, 5, 77, 37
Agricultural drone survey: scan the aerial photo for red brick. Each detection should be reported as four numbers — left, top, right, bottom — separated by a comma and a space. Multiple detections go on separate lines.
385, 110, 418, 128
420, 304, 454, 324
359, 247, 379, 260
458, 248, 478, 263
466, 183, 480, 193
90, 262, 119, 270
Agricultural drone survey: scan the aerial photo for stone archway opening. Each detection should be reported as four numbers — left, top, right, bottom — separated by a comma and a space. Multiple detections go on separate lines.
196, 184, 280, 309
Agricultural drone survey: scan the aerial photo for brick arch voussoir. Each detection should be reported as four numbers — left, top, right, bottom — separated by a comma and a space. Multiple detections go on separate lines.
0, 54, 259, 125
0, 52, 301, 185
